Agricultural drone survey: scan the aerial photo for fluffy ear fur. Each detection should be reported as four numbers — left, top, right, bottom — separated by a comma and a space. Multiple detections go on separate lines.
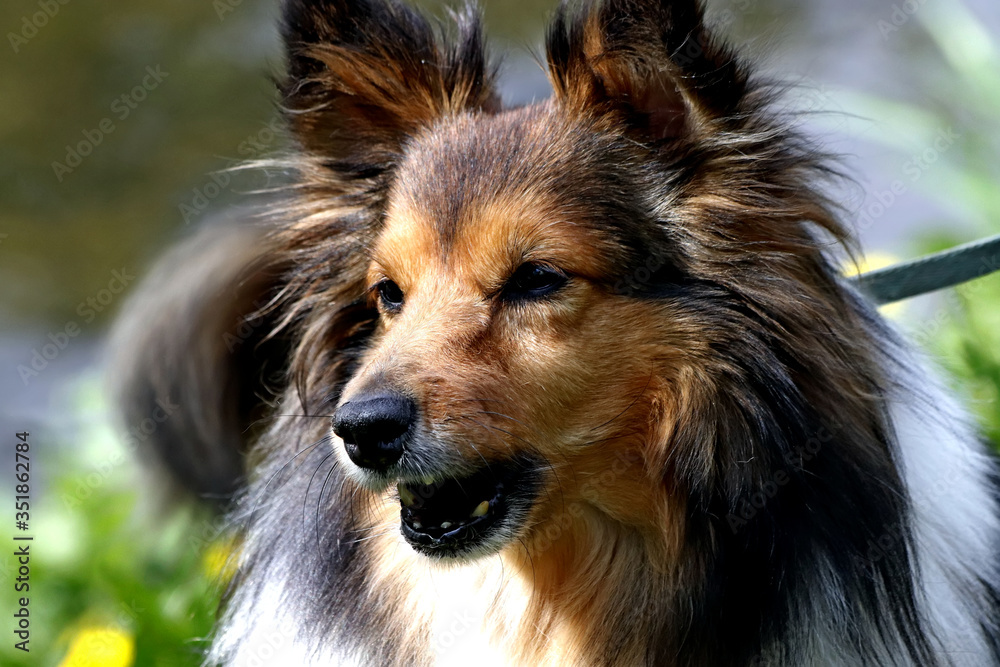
546, 0, 748, 142
111, 2, 501, 506
547, 4, 938, 664
270, 0, 504, 421
281, 0, 500, 188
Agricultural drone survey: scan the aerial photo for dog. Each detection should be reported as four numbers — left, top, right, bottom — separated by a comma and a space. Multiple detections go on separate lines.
110, 0, 1000, 664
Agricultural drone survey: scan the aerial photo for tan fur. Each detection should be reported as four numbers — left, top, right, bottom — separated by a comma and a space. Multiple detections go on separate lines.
331, 112, 700, 662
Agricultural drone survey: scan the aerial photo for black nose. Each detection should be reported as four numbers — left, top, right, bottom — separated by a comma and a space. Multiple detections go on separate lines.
332, 393, 415, 471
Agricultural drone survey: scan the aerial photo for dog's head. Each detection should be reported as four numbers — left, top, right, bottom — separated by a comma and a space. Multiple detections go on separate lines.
275, 0, 875, 564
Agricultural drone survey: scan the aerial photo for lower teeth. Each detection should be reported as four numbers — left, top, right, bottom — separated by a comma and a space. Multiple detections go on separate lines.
407, 507, 493, 533
401, 485, 496, 534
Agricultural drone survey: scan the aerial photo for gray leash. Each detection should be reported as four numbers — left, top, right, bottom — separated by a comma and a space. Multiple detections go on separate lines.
851, 233, 1000, 305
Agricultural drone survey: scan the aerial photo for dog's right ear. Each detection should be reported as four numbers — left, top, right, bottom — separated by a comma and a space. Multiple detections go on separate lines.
546, 0, 748, 145
280, 0, 499, 186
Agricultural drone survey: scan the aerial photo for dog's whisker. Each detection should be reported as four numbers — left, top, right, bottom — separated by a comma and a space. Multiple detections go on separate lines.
274, 414, 336, 419
455, 416, 543, 509
348, 517, 397, 535
339, 476, 359, 539
302, 451, 336, 532
578, 429, 645, 447
472, 410, 529, 430
451, 415, 499, 470
314, 460, 344, 547
460, 416, 567, 514
342, 529, 398, 546
452, 397, 506, 406
513, 537, 536, 592
468, 408, 574, 500
247, 434, 331, 530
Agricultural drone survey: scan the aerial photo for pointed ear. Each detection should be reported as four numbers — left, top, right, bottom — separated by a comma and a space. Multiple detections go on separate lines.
281, 0, 499, 181
546, 0, 748, 142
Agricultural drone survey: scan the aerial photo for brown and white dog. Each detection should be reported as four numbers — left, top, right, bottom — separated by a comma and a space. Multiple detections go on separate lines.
111, 0, 1000, 664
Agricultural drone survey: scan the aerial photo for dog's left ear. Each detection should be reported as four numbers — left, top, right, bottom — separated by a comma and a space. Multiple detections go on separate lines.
281, 0, 499, 184
546, 0, 747, 143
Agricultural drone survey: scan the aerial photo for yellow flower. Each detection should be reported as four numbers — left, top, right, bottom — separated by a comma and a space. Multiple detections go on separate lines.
59, 626, 135, 667
842, 251, 906, 319
202, 535, 241, 582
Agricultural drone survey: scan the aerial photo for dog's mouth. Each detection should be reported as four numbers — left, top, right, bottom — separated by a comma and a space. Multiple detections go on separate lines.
397, 458, 538, 559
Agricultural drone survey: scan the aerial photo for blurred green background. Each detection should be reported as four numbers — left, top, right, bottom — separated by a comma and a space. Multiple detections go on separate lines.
1, 0, 998, 664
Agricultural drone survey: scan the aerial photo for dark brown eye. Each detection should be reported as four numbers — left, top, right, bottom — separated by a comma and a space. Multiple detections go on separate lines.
502, 263, 568, 302
377, 280, 404, 311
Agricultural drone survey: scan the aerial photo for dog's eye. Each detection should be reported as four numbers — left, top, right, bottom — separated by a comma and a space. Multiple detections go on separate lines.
376, 280, 404, 312
502, 263, 568, 302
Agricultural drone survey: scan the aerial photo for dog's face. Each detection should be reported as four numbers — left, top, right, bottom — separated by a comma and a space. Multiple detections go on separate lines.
332, 108, 680, 559
277, 0, 850, 565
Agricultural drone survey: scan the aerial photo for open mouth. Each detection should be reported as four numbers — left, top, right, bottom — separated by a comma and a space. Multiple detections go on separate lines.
397, 458, 538, 558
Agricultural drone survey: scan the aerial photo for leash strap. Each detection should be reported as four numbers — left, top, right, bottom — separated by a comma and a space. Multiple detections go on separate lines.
851, 233, 1000, 305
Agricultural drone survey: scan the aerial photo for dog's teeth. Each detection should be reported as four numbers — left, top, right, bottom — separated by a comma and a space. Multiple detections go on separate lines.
412, 521, 423, 530
398, 484, 416, 507
440, 521, 453, 530
471, 501, 490, 518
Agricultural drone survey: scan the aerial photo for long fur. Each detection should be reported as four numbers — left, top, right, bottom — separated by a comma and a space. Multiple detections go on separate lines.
111, 0, 1000, 665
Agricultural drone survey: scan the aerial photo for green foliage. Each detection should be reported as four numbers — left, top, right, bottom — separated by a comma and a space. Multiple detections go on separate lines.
1, 377, 222, 667
907, 3, 1000, 447
837, 1, 1000, 446
926, 258, 1000, 447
